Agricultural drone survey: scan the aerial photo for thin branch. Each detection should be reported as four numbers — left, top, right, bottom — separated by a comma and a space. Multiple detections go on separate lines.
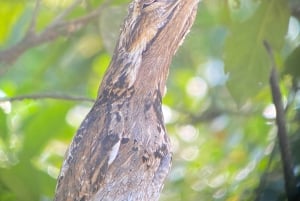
264, 40, 298, 200
0, 94, 95, 103
47, 0, 83, 28
0, 3, 107, 65
25, 0, 41, 37
254, 142, 277, 201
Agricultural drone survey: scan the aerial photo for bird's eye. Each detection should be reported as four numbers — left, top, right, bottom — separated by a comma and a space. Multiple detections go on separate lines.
142, 0, 157, 9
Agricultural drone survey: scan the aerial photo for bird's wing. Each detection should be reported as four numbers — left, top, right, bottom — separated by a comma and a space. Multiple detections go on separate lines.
55, 99, 125, 201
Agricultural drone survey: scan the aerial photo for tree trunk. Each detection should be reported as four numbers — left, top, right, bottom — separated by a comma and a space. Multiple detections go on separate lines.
54, 0, 199, 200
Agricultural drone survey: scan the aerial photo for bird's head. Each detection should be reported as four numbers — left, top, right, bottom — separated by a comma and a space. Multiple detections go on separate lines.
119, 0, 180, 53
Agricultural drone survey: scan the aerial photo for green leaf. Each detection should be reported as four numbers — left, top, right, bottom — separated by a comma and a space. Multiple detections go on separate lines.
284, 46, 300, 81
0, 109, 8, 142
0, 162, 56, 201
0, 2, 24, 45
224, 0, 289, 104
20, 102, 73, 160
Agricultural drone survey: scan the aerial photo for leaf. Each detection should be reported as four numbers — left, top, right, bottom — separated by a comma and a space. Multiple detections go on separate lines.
19, 102, 74, 160
0, 2, 24, 45
223, 0, 289, 105
0, 162, 56, 201
284, 46, 300, 81
0, 109, 8, 142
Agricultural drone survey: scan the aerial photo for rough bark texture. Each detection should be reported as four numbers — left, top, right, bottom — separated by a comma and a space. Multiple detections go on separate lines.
54, 0, 199, 200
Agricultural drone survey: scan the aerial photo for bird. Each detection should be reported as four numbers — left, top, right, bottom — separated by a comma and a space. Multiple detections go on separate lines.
54, 0, 199, 200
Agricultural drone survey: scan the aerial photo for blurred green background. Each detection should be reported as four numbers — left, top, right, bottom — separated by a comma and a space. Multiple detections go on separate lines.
0, 0, 300, 200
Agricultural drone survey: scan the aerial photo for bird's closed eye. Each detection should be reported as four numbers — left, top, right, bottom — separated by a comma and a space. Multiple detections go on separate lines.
142, 0, 158, 9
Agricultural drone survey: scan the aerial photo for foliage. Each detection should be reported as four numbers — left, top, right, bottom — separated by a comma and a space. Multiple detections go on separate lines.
0, 0, 300, 200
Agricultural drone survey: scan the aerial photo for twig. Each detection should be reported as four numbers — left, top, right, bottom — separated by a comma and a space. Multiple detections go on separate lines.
175, 105, 257, 124
0, 3, 106, 65
47, 0, 83, 28
0, 94, 95, 103
264, 40, 298, 200
25, 0, 41, 37
254, 142, 277, 201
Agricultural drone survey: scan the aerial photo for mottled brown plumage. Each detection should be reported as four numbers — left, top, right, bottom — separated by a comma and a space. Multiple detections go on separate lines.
54, 0, 199, 200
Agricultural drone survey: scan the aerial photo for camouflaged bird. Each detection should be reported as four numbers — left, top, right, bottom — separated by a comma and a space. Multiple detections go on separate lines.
54, 0, 199, 200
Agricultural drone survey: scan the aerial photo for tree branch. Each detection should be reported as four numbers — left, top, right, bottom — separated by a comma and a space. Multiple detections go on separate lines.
25, 0, 41, 37
47, 0, 83, 28
254, 142, 277, 201
264, 40, 298, 200
0, 1, 107, 66
0, 94, 94, 103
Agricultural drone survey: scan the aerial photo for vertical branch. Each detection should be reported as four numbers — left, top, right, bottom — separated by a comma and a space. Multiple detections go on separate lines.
264, 41, 298, 200
25, 0, 41, 37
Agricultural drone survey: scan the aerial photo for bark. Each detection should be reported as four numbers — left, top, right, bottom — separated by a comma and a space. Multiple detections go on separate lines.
54, 0, 199, 200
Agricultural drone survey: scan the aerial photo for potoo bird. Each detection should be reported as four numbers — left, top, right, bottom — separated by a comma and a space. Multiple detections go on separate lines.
54, 0, 199, 200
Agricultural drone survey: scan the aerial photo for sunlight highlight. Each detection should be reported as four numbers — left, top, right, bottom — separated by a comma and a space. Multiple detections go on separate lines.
180, 146, 199, 161
287, 17, 300, 41
186, 77, 208, 99
66, 105, 90, 128
204, 59, 228, 86
262, 104, 276, 119
162, 104, 178, 124
177, 124, 198, 142
0, 90, 11, 114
